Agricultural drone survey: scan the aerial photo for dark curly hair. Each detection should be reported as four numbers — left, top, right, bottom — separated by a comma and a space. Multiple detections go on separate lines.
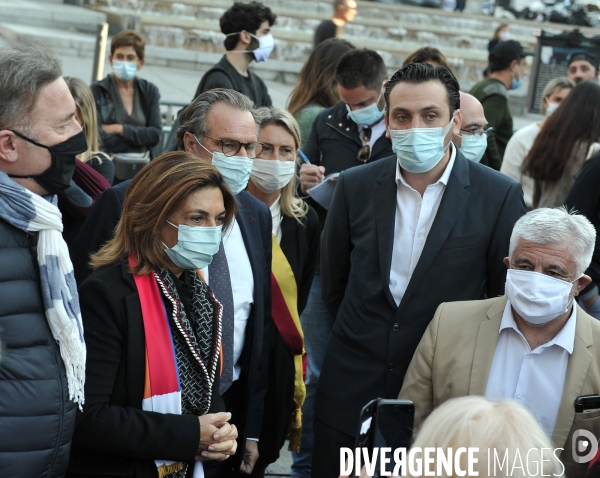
385, 63, 460, 118
221, 2, 277, 51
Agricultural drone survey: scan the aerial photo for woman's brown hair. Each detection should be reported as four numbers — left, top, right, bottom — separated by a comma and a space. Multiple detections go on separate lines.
111, 30, 146, 60
287, 38, 355, 115
521, 81, 600, 182
90, 152, 236, 275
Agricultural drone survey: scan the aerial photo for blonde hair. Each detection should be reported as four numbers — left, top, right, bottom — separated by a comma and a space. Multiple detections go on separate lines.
64, 76, 103, 163
411, 397, 564, 477
255, 107, 309, 223
90, 152, 236, 275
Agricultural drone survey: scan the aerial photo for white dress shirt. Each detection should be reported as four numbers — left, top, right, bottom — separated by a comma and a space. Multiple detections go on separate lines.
270, 196, 282, 244
485, 300, 576, 437
388, 145, 457, 306
202, 218, 254, 382
360, 118, 387, 147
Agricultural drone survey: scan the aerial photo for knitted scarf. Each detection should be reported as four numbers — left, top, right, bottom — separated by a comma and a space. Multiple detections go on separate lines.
0, 171, 85, 407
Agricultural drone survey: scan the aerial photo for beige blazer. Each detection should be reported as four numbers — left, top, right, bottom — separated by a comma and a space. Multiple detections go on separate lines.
399, 296, 600, 478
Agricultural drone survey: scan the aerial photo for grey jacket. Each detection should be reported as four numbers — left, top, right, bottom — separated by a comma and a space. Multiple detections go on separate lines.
0, 217, 76, 477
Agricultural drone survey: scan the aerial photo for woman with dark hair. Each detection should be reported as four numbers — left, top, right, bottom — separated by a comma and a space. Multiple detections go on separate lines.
91, 30, 161, 157
521, 81, 600, 209
402, 46, 450, 68
68, 152, 238, 478
287, 38, 355, 148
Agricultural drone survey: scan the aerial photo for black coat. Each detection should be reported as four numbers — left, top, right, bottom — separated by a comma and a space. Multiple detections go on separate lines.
91, 75, 162, 154
254, 207, 319, 468
72, 184, 273, 471
564, 151, 600, 296
317, 151, 526, 436
0, 218, 76, 477
67, 261, 224, 477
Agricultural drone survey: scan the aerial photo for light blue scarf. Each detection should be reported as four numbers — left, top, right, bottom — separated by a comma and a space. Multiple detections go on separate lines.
0, 171, 85, 408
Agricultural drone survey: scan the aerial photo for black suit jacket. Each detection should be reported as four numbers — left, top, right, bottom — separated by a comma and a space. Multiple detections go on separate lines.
68, 262, 224, 477
73, 184, 273, 461
317, 150, 526, 436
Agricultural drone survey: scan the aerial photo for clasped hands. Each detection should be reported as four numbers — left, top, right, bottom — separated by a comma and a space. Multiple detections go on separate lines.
196, 412, 238, 462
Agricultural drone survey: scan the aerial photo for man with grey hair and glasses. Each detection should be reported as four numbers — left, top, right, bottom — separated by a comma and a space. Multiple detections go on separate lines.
74, 88, 272, 477
0, 44, 87, 475
400, 207, 600, 478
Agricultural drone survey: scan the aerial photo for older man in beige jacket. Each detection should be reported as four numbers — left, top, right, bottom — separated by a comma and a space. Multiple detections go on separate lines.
400, 207, 600, 478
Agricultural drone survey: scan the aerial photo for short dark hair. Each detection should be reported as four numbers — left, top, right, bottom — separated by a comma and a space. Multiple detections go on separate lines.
335, 49, 387, 91
385, 63, 460, 118
221, 2, 277, 51
111, 30, 146, 60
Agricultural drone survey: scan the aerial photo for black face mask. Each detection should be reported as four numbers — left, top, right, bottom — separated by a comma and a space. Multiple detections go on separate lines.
9, 129, 87, 195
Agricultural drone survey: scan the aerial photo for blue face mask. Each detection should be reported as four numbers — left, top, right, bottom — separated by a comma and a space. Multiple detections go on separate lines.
195, 136, 254, 195
346, 85, 385, 126
390, 116, 455, 173
112, 60, 138, 81
511, 65, 523, 90
546, 102, 559, 116
459, 133, 488, 163
163, 221, 222, 270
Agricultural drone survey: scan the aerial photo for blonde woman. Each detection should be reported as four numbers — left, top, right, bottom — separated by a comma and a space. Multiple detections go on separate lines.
409, 397, 565, 477
65, 77, 114, 184
246, 107, 319, 477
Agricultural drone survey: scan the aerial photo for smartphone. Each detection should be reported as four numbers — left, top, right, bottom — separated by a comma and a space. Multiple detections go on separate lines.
575, 394, 600, 413
354, 399, 415, 477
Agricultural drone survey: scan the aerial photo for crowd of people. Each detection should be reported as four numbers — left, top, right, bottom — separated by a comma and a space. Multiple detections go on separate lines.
2, 1, 600, 478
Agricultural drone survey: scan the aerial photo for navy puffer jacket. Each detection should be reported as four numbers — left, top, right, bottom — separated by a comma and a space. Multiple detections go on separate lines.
0, 217, 76, 477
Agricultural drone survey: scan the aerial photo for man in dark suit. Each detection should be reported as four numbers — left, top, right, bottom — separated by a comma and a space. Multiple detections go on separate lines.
313, 63, 527, 477
292, 48, 393, 478
74, 89, 272, 477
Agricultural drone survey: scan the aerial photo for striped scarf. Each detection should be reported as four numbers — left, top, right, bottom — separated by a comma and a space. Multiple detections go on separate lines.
0, 171, 85, 408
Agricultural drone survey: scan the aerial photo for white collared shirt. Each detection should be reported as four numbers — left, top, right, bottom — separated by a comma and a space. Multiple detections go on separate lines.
202, 218, 254, 382
485, 300, 576, 437
270, 196, 282, 244
360, 118, 387, 147
388, 145, 457, 306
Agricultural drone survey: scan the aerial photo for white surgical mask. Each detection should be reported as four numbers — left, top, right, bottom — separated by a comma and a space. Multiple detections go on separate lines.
499, 31, 510, 41
251, 158, 295, 193
546, 102, 559, 116
505, 269, 576, 325
112, 60, 137, 81
459, 133, 488, 163
226, 32, 275, 63
163, 221, 222, 270
195, 135, 254, 195
390, 115, 455, 173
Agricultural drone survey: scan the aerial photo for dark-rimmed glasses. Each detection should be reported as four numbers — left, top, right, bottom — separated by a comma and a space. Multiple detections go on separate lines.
460, 127, 493, 138
202, 134, 263, 159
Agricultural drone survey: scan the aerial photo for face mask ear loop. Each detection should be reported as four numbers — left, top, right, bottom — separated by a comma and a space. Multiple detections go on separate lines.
193, 135, 213, 155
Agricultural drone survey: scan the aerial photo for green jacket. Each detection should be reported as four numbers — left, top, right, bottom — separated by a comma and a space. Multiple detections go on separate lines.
470, 78, 513, 171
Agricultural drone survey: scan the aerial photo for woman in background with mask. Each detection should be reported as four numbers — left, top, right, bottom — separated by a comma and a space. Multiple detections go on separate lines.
246, 108, 319, 477
68, 152, 238, 478
521, 80, 600, 209
90, 30, 161, 157
501, 76, 573, 208
488, 23, 510, 52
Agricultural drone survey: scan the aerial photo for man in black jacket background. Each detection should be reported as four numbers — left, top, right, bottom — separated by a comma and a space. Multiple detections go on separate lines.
313, 63, 526, 477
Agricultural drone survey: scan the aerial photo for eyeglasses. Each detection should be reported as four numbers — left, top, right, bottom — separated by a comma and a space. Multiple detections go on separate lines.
202, 134, 263, 159
357, 127, 372, 163
460, 127, 493, 138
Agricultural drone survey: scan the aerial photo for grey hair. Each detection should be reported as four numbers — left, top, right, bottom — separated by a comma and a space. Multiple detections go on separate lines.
509, 206, 596, 276
176, 88, 259, 150
0, 43, 62, 138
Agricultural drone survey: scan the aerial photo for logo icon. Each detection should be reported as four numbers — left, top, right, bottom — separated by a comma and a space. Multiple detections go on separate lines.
572, 430, 598, 464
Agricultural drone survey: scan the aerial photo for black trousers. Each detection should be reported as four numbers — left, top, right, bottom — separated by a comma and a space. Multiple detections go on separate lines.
311, 416, 355, 478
